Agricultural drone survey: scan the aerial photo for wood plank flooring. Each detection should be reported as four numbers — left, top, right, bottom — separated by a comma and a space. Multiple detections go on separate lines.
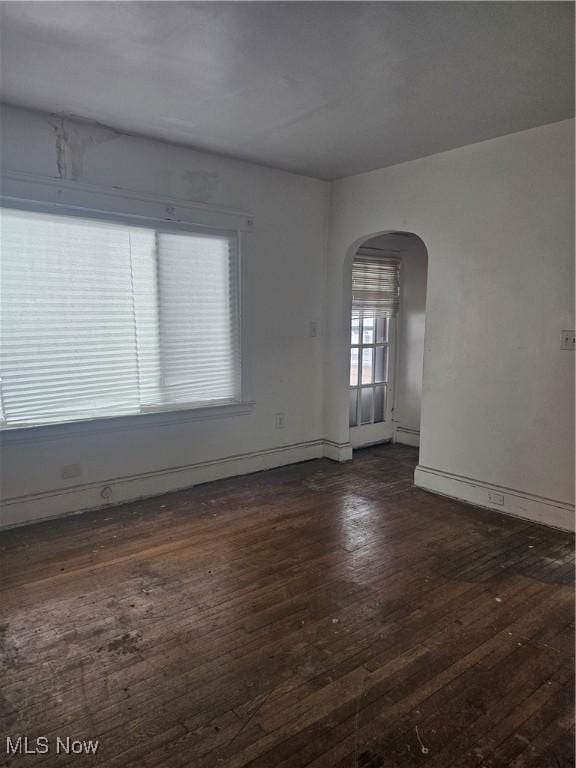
0, 445, 573, 768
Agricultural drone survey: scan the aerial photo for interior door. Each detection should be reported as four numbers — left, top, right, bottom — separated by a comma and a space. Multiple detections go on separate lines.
349, 314, 396, 448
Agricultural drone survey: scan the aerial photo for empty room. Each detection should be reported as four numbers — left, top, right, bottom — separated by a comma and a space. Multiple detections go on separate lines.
0, 2, 574, 767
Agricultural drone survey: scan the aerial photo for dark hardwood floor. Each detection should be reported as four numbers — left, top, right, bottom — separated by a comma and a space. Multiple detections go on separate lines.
0, 445, 574, 768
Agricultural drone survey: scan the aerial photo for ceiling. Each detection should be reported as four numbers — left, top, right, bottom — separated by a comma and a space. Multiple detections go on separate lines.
0, 2, 573, 180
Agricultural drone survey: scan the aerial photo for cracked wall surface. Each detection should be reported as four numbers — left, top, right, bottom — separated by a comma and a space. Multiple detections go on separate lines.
47, 114, 125, 181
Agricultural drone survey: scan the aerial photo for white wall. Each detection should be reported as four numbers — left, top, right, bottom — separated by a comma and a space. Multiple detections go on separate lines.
394, 237, 427, 440
326, 119, 575, 529
0, 105, 331, 526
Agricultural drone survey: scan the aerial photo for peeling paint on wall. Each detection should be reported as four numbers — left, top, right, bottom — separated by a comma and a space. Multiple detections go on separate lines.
46, 115, 124, 181
44, 114, 222, 203
47, 116, 67, 179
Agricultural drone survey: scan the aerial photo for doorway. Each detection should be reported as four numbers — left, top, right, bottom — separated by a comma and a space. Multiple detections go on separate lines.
348, 232, 427, 450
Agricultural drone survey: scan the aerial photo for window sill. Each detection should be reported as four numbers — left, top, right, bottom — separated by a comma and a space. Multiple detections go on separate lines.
0, 400, 256, 445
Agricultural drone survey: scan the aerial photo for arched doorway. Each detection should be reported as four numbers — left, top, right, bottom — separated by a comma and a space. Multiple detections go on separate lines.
348, 232, 428, 450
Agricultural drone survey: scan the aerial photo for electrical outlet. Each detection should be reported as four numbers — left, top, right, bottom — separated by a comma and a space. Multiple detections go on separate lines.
488, 491, 504, 506
100, 485, 113, 501
275, 413, 286, 429
560, 330, 575, 351
61, 463, 81, 479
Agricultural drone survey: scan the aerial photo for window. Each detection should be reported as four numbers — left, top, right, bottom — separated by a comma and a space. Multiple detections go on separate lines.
0, 208, 241, 429
349, 254, 399, 428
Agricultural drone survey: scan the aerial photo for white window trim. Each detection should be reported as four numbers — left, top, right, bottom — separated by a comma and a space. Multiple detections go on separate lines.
0, 170, 255, 232
0, 172, 255, 435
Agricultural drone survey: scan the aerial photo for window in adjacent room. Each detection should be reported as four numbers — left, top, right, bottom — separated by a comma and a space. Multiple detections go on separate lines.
0, 207, 241, 429
349, 254, 399, 427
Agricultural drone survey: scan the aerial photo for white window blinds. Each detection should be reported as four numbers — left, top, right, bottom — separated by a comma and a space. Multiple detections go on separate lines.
0, 208, 241, 429
351, 255, 400, 318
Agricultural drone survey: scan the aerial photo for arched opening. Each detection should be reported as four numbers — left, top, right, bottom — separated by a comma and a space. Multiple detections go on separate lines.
347, 231, 428, 452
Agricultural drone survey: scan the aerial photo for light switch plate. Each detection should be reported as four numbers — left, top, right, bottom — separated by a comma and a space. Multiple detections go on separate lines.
560, 330, 575, 351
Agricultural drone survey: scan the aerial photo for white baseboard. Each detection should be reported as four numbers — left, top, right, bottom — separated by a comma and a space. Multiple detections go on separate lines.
1, 439, 331, 530
394, 427, 420, 447
323, 440, 353, 462
414, 464, 574, 532
350, 422, 394, 449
